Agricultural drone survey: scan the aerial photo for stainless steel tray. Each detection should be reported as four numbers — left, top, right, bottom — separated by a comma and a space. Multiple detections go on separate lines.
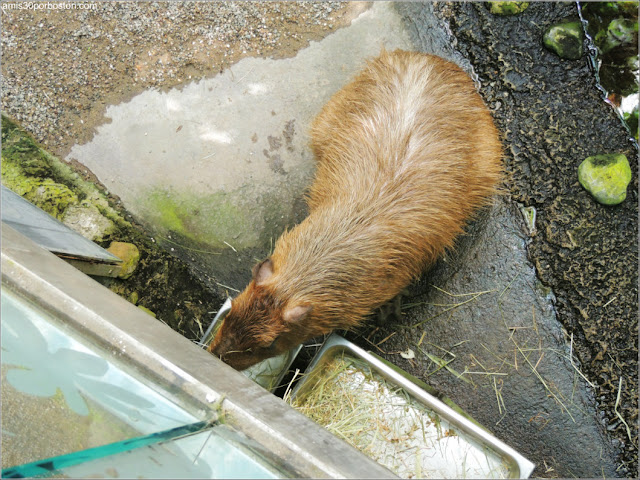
290, 334, 535, 479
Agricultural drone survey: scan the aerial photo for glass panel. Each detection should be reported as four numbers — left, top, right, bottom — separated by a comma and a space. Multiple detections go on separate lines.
292, 353, 512, 479
1, 288, 198, 467
1, 287, 294, 478
2, 422, 284, 479
1, 421, 212, 478
54, 424, 284, 479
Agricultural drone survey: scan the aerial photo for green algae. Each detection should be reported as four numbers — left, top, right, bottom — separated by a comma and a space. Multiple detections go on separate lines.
2, 117, 79, 220
144, 189, 187, 235
578, 153, 632, 205
1, 160, 78, 220
141, 187, 259, 250
488, 2, 529, 16
1, 114, 129, 231
543, 21, 585, 60
137, 305, 157, 318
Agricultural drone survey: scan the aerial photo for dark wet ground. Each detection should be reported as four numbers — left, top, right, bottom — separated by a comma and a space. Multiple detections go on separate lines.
342, 2, 637, 477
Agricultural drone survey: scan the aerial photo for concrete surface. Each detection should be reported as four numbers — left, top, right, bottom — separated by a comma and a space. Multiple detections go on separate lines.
59, 2, 627, 478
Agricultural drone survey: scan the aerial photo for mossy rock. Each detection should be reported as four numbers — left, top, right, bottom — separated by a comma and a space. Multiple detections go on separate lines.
578, 153, 632, 205
62, 203, 117, 241
1, 152, 78, 222
595, 17, 639, 54
487, 2, 529, 16
1, 114, 130, 230
2, 116, 68, 187
107, 241, 140, 279
543, 21, 584, 60
128, 291, 139, 305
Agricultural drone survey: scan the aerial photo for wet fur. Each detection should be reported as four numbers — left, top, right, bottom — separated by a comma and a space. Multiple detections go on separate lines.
209, 50, 503, 370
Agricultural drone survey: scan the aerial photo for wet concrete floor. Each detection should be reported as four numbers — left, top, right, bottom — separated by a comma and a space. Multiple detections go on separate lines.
48, 2, 636, 477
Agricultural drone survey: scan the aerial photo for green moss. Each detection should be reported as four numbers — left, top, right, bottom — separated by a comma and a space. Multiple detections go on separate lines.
138, 305, 157, 318
2, 116, 70, 188
1, 159, 78, 220
488, 1, 529, 16
26, 181, 78, 220
141, 187, 257, 250
129, 291, 139, 305
145, 189, 188, 235
107, 241, 140, 279
578, 153, 632, 205
2, 122, 51, 176
543, 21, 585, 60
595, 17, 638, 54
583, 2, 639, 18
1, 114, 131, 231
583, 2, 638, 97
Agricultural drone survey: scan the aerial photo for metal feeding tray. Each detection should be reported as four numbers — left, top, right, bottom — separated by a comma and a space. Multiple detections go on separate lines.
201, 298, 300, 392
290, 334, 535, 479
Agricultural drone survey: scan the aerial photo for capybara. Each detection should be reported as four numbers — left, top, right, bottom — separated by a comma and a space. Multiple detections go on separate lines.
208, 50, 502, 370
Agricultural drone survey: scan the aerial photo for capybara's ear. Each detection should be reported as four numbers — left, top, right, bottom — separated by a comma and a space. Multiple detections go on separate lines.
252, 258, 274, 285
283, 304, 312, 323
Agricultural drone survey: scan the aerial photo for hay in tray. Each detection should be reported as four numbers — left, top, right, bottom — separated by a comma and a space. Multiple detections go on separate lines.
289, 354, 511, 479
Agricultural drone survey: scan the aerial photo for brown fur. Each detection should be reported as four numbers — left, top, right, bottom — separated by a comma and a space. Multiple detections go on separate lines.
208, 50, 503, 370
